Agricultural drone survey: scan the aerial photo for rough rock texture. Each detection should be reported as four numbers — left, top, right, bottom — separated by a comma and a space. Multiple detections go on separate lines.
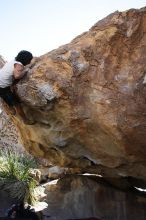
0, 102, 26, 153
1, 8, 146, 186
43, 175, 146, 220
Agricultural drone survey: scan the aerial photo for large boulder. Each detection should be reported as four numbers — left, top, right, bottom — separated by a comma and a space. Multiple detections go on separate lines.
1, 8, 146, 185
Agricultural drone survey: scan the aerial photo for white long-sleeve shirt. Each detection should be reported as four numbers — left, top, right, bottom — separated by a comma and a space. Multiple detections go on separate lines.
0, 60, 22, 88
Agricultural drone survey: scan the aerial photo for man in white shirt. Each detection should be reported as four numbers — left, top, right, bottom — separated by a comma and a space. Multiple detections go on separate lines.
0, 50, 33, 122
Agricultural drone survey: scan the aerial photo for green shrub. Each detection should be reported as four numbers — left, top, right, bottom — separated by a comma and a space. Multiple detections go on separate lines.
0, 149, 38, 205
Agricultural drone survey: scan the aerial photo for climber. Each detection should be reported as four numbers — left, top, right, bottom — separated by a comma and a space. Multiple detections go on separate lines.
0, 50, 33, 121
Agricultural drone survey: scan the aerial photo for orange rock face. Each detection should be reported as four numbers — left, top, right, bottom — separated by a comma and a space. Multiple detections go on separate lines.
2, 8, 146, 182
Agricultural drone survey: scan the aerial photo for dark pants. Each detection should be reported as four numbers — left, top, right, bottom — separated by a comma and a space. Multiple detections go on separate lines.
0, 87, 20, 106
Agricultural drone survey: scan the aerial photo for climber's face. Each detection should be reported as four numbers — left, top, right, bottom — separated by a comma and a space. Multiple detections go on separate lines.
13, 63, 25, 79
15, 63, 24, 72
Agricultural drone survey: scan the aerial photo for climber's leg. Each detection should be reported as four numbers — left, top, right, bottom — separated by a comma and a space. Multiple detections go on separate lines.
0, 87, 17, 114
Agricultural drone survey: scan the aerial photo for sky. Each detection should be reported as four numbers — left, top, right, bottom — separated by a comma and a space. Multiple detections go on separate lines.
0, 0, 146, 61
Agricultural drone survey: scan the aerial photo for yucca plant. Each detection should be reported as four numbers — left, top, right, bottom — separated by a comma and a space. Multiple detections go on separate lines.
0, 149, 38, 205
